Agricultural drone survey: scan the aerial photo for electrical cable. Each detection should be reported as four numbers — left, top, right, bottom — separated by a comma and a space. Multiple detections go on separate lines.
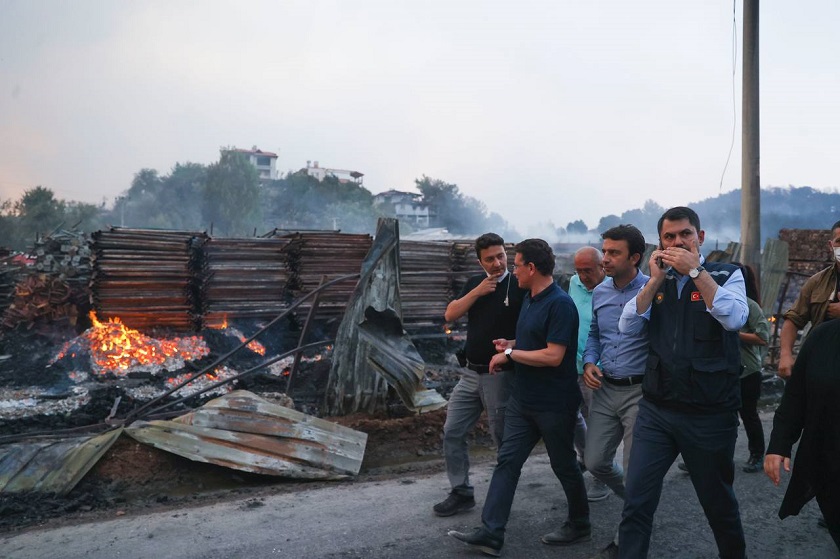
718, 0, 739, 193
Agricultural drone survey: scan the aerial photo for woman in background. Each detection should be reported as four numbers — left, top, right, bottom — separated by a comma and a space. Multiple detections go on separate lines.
734, 262, 770, 473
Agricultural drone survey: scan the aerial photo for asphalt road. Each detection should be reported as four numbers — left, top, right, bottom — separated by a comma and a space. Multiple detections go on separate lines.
2, 411, 836, 559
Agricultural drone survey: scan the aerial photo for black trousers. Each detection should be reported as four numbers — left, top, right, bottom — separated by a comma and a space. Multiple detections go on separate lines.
739, 372, 765, 456
619, 399, 746, 559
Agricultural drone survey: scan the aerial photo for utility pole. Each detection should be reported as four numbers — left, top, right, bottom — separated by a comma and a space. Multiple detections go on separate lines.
741, 0, 761, 279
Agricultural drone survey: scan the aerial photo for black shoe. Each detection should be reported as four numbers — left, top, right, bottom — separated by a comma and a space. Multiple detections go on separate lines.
742, 453, 763, 473
541, 520, 592, 546
677, 462, 689, 473
590, 542, 619, 559
433, 492, 476, 517
448, 527, 503, 557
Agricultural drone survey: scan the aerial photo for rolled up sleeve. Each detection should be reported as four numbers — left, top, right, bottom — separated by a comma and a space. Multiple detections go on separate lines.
619, 296, 649, 335
708, 269, 749, 331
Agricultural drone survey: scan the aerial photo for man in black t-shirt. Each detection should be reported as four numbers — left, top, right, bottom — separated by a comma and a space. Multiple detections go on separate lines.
433, 233, 526, 518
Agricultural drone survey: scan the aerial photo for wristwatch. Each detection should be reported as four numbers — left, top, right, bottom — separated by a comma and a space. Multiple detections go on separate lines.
504, 348, 513, 362
688, 265, 705, 279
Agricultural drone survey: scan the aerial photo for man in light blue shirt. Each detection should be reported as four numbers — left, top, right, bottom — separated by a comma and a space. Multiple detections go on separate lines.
581, 225, 649, 559
617, 207, 748, 559
568, 246, 606, 501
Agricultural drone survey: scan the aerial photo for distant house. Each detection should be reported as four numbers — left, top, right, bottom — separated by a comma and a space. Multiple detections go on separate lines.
301, 161, 364, 185
225, 147, 279, 182
373, 190, 435, 228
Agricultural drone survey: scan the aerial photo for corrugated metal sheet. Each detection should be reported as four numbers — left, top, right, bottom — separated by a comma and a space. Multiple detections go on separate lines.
761, 238, 789, 315
326, 219, 447, 415
0, 428, 123, 495
125, 390, 367, 479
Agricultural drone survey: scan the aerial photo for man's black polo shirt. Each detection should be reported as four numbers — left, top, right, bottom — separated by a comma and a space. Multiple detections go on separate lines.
511, 282, 580, 411
460, 272, 527, 365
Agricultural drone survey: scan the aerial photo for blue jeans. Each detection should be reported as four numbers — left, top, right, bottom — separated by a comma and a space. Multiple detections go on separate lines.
481, 396, 589, 538
619, 398, 745, 559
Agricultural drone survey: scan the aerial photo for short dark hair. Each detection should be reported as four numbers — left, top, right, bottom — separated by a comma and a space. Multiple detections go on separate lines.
831, 220, 840, 232
657, 206, 701, 235
475, 233, 505, 257
514, 238, 555, 276
601, 224, 646, 268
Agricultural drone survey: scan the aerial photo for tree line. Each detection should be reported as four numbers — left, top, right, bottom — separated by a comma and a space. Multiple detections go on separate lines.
0, 150, 516, 251
0, 148, 836, 252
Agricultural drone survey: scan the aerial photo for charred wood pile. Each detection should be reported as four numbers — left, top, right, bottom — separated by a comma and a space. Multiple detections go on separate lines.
0, 252, 27, 313
1, 227, 528, 335
1, 273, 80, 330
197, 237, 294, 327
90, 228, 206, 331
451, 241, 486, 296
274, 231, 373, 321
33, 229, 92, 282
779, 228, 833, 276
399, 241, 454, 329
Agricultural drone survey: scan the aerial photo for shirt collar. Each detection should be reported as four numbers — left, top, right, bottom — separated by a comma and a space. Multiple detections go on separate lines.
530, 281, 558, 302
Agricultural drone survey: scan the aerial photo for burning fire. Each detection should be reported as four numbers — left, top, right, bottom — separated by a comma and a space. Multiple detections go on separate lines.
207, 315, 266, 356
55, 311, 211, 376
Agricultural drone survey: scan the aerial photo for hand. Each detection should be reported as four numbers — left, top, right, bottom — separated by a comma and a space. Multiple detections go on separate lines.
493, 338, 514, 352
777, 354, 794, 379
764, 454, 790, 486
660, 239, 701, 276
647, 251, 667, 281
826, 299, 840, 320
473, 274, 502, 297
489, 351, 509, 374
583, 363, 603, 390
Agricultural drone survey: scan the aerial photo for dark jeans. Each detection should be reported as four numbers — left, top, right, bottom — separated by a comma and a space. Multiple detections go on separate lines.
739, 372, 765, 456
481, 396, 589, 539
619, 399, 745, 559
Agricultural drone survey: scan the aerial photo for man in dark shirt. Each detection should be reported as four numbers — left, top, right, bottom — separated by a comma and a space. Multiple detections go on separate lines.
765, 318, 840, 552
448, 238, 589, 557
618, 207, 748, 559
434, 233, 526, 517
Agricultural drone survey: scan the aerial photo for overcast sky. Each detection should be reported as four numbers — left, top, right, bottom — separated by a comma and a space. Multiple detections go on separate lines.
1, 0, 838, 235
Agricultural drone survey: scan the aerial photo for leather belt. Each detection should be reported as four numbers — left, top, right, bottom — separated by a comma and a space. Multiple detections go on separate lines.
602, 374, 644, 386
466, 361, 490, 374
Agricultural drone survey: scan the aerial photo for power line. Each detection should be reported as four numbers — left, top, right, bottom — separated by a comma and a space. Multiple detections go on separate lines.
719, 0, 738, 193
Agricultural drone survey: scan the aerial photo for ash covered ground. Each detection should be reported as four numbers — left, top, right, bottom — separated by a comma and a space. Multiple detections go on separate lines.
0, 323, 485, 533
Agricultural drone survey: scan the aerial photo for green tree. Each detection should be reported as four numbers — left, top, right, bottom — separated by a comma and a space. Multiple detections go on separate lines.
64, 201, 106, 232
265, 172, 377, 232
160, 163, 207, 230
415, 176, 462, 231
15, 187, 65, 247
203, 150, 260, 236
619, 199, 664, 235
566, 219, 588, 234
596, 214, 622, 232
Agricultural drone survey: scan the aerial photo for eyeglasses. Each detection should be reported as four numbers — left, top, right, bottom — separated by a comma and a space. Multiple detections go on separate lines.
512, 262, 530, 270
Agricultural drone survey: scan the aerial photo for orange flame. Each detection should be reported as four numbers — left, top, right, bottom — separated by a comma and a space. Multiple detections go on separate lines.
84, 311, 209, 375
207, 315, 265, 356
